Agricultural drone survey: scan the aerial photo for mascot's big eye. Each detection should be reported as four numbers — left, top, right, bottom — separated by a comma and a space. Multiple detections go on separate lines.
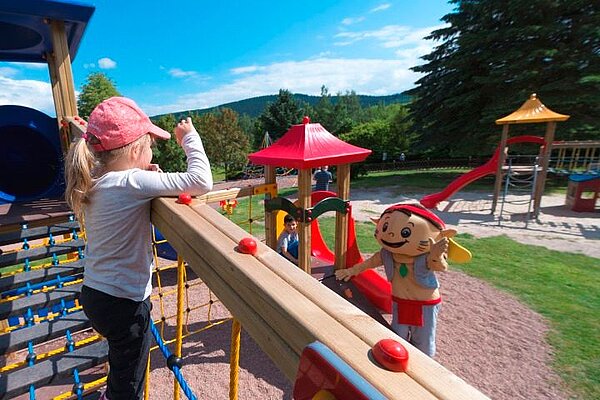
382, 222, 389, 232
400, 227, 411, 238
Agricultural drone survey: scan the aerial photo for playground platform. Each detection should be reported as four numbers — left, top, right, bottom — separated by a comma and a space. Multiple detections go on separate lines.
0, 197, 72, 235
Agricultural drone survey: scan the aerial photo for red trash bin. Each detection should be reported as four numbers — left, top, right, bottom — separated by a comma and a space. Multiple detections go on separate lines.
566, 174, 600, 212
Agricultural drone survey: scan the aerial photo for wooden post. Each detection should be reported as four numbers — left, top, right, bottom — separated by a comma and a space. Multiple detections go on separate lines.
334, 164, 350, 270
298, 168, 312, 274
173, 257, 185, 400
533, 122, 556, 217
46, 56, 65, 126
491, 124, 509, 213
263, 165, 277, 250
48, 20, 78, 151
50, 20, 77, 115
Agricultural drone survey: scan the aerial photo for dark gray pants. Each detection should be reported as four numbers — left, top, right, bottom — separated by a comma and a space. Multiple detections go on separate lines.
81, 286, 152, 400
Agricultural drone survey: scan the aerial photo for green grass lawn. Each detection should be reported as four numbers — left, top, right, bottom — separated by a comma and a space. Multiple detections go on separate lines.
453, 234, 600, 400
212, 166, 226, 182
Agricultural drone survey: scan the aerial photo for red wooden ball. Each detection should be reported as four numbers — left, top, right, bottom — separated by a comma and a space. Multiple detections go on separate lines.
372, 339, 409, 372
238, 237, 258, 255
177, 193, 192, 205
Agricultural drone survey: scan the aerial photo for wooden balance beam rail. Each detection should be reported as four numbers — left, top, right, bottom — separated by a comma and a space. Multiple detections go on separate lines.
152, 198, 489, 400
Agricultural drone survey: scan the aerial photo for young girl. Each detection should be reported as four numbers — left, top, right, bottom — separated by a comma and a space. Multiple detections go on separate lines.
64, 97, 213, 400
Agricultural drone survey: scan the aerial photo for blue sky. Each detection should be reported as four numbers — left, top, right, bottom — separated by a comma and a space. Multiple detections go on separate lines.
0, 0, 453, 116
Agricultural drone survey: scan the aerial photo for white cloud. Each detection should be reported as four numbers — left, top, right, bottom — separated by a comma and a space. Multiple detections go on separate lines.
168, 68, 198, 78
98, 57, 117, 69
0, 67, 19, 77
370, 3, 391, 13
7, 62, 47, 70
0, 73, 55, 115
341, 16, 365, 26
334, 24, 445, 48
314, 51, 333, 58
230, 65, 263, 75
143, 58, 420, 116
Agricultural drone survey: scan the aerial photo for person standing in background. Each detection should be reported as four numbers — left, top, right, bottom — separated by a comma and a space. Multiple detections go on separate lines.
314, 166, 333, 191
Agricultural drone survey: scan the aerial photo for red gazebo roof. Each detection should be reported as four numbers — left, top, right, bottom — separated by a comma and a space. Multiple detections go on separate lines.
248, 118, 371, 169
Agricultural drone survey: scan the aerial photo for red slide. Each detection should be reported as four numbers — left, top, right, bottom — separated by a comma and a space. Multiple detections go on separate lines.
420, 135, 546, 209
310, 191, 392, 313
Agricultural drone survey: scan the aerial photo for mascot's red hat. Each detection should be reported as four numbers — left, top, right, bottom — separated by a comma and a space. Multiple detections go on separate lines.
381, 204, 445, 230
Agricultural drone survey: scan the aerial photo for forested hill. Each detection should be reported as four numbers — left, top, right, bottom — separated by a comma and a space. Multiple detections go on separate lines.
152, 92, 411, 119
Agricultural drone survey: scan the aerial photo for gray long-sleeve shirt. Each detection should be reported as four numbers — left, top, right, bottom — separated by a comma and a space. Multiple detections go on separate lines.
82, 132, 213, 301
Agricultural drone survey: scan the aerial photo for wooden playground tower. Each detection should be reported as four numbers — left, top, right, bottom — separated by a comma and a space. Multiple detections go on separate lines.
248, 117, 371, 274
492, 93, 570, 216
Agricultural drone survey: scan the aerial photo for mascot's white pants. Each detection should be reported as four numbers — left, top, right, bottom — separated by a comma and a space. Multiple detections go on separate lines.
391, 302, 441, 357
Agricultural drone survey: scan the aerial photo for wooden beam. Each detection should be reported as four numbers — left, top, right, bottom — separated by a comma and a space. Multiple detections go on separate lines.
151, 198, 490, 399
297, 169, 312, 273
46, 53, 66, 127
551, 140, 600, 149
152, 209, 299, 378
533, 122, 557, 216
64, 116, 87, 145
50, 20, 78, 118
264, 166, 278, 249
334, 164, 350, 270
491, 124, 509, 213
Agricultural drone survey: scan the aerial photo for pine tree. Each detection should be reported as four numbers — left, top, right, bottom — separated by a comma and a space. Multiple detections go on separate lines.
258, 89, 303, 140
331, 90, 363, 135
408, 0, 600, 156
77, 72, 121, 119
313, 85, 335, 131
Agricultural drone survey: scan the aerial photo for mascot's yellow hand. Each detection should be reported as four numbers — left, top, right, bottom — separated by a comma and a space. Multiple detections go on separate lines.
335, 268, 355, 282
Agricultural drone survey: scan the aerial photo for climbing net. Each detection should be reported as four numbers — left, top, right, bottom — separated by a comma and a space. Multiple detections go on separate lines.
0, 183, 273, 399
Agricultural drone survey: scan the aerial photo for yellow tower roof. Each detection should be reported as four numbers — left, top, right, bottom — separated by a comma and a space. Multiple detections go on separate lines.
495, 93, 570, 125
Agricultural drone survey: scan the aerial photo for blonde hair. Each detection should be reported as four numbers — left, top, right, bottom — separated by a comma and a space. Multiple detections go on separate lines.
64, 134, 152, 220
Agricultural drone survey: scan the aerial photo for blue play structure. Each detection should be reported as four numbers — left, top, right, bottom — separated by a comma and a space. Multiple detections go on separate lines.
0, 0, 93, 204
0, 0, 93, 63
0, 105, 64, 204
154, 227, 178, 260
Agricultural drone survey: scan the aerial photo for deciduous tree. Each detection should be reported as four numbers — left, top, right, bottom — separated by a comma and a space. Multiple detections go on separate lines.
77, 72, 120, 119
151, 114, 186, 172
197, 108, 250, 179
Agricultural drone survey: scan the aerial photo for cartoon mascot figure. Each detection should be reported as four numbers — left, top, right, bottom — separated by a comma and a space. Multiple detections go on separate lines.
336, 203, 471, 357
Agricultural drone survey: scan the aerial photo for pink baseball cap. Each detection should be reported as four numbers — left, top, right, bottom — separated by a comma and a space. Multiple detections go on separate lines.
85, 97, 171, 152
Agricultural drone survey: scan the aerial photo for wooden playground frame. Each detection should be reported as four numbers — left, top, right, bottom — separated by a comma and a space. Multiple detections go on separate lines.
492, 94, 600, 216
151, 195, 488, 399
